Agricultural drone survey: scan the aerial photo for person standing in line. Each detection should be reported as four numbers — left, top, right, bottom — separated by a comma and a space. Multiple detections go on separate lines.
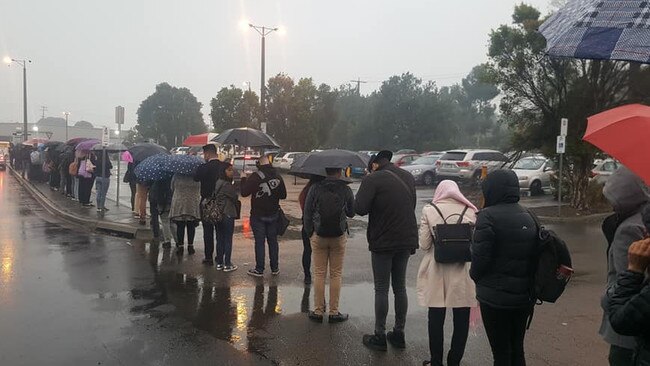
355, 150, 418, 351
149, 177, 173, 248
91, 151, 113, 212
135, 177, 149, 225
214, 163, 240, 272
124, 162, 138, 216
418, 180, 477, 366
299, 175, 325, 285
77, 154, 96, 207
471, 169, 537, 366
303, 167, 355, 323
170, 173, 201, 255
241, 154, 287, 277
193, 144, 227, 265
599, 166, 650, 365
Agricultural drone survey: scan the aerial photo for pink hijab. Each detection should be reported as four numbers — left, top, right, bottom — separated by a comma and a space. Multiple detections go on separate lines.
432, 180, 479, 212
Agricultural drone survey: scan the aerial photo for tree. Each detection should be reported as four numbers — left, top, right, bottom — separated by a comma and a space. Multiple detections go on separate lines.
313, 84, 338, 148
137, 83, 206, 148
266, 74, 295, 146
210, 86, 243, 132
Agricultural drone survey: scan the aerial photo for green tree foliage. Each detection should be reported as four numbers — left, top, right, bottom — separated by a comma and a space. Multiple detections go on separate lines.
486, 4, 650, 209
210, 86, 261, 132
136, 83, 206, 148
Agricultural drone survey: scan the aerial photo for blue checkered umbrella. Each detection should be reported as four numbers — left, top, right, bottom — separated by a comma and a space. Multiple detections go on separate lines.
134, 154, 173, 182
160, 154, 204, 176
540, 0, 650, 63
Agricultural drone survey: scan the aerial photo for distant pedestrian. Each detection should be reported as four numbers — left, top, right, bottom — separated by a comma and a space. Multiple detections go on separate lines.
77, 154, 96, 207
149, 177, 173, 248
303, 168, 355, 324
241, 154, 287, 277
599, 166, 650, 366
214, 163, 240, 272
170, 174, 201, 255
417, 180, 477, 366
470, 169, 537, 366
91, 151, 113, 212
355, 150, 418, 352
193, 144, 228, 265
124, 162, 138, 216
299, 175, 325, 285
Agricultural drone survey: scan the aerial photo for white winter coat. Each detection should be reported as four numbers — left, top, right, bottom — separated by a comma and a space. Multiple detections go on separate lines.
417, 198, 477, 308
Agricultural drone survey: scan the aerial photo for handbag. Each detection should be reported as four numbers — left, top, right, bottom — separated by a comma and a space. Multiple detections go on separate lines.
85, 158, 96, 173
430, 204, 473, 263
277, 208, 290, 236
200, 184, 226, 224
69, 161, 79, 176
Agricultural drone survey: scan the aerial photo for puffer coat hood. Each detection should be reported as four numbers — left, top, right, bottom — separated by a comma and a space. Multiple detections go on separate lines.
482, 169, 520, 207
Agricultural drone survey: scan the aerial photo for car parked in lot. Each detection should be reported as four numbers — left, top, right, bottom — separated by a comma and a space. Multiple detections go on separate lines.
396, 149, 417, 154
232, 155, 260, 190
276, 152, 306, 170
435, 149, 509, 184
402, 154, 442, 186
512, 156, 554, 195
391, 153, 420, 167
591, 159, 619, 184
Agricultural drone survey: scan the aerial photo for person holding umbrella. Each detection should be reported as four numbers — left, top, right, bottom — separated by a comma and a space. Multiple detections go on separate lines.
91, 151, 113, 212
214, 163, 240, 272
299, 175, 325, 285
241, 153, 287, 277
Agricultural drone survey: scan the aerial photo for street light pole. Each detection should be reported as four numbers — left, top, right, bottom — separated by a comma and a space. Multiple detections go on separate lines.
248, 24, 279, 129
63, 112, 70, 141
4, 57, 31, 141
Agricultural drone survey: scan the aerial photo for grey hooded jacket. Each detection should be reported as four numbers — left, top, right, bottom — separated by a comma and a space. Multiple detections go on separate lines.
600, 166, 650, 350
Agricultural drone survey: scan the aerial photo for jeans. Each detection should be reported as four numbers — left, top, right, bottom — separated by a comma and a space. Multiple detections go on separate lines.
371, 249, 411, 335
302, 227, 312, 278
251, 214, 279, 273
203, 221, 218, 260
609, 345, 635, 366
95, 176, 110, 209
175, 221, 197, 246
73, 177, 79, 199
428, 307, 470, 366
216, 217, 235, 266
311, 234, 346, 315
150, 204, 172, 242
480, 303, 530, 366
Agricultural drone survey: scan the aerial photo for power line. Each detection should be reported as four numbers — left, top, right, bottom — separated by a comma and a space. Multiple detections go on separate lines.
40, 106, 48, 119
350, 77, 368, 95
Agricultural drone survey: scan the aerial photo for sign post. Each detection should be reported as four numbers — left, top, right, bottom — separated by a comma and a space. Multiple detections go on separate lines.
115, 106, 125, 207
557, 118, 568, 217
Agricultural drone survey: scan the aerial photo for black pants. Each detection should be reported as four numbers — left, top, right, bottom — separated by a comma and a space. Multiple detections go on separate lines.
175, 221, 197, 246
129, 181, 137, 211
608, 345, 635, 366
49, 170, 60, 189
78, 177, 95, 204
301, 227, 311, 278
65, 175, 73, 196
428, 307, 470, 366
371, 249, 410, 335
480, 303, 530, 366
203, 221, 218, 260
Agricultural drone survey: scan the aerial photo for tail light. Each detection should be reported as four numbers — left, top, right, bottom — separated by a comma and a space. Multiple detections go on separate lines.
456, 161, 471, 168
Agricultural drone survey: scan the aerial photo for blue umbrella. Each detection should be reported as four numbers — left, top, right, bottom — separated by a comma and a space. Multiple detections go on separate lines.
134, 154, 173, 182
540, 0, 650, 63
160, 154, 204, 176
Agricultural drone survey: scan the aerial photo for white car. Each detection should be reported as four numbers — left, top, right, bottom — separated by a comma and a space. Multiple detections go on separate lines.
276, 152, 306, 170
436, 149, 509, 183
591, 159, 619, 184
512, 156, 554, 196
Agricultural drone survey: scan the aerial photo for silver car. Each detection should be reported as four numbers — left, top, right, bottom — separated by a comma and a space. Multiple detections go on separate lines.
512, 156, 554, 195
402, 154, 442, 186
435, 149, 508, 183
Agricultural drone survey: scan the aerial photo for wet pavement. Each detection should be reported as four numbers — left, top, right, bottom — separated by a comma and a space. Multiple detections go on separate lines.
0, 170, 610, 365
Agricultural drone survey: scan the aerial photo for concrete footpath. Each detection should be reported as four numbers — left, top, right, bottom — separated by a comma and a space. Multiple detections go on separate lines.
9, 167, 153, 240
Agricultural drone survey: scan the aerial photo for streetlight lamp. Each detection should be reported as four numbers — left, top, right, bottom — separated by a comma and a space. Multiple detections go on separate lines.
4, 56, 31, 142
63, 112, 70, 141
245, 23, 281, 127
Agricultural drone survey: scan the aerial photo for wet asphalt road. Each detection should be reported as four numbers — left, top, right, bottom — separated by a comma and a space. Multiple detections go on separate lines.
0, 170, 609, 366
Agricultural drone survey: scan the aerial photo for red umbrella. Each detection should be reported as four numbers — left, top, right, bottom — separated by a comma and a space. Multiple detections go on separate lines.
182, 133, 218, 147
584, 104, 650, 184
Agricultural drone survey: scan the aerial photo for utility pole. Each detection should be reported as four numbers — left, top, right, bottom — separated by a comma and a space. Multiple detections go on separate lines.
247, 24, 280, 131
40, 106, 48, 119
63, 112, 70, 141
350, 77, 368, 95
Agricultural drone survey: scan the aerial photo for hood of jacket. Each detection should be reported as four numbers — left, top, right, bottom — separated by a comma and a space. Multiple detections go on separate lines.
603, 166, 650, 216
482, 169, 520, 207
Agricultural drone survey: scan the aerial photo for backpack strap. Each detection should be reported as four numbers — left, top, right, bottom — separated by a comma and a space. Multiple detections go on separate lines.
257, 171, 266, 181
384, 169, 413, 200
457, 206, 469, 224
430, 203, 448, 224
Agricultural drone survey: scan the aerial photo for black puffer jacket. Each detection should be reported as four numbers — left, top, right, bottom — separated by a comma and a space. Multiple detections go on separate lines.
354, 163, 418, 253
607, 270, 650, 365
471, 169, 537, 309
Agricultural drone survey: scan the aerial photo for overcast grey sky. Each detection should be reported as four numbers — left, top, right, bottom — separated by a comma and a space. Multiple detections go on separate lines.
0, 0, 550, 130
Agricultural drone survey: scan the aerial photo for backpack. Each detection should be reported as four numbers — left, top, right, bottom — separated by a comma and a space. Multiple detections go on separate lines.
528, 211, 574, 304
430, 204, 472, 263
315, 182, 346, 238
201, 183, 226, 224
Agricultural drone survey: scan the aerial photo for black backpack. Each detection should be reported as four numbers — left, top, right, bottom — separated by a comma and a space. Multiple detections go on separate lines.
430, 204, 473, 263
528, 211, 573, 304
315, 183, 346, 238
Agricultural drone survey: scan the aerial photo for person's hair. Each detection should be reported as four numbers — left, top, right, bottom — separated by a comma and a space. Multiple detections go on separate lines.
202, 144, 217, 155
325, 168, 341, 176
219, 162, 233, 181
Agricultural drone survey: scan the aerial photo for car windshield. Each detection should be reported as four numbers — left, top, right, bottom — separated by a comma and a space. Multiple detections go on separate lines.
233, 158, 257, 171
513, 158, 545, 170
440, 152, 467, 161
411, 156, 438, 166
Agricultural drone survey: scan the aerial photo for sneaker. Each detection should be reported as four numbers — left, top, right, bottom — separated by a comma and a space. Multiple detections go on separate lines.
328, 312, 349, 323
216, 264, 224, 271
175, 246, 184, 255
387, 330, 406, 349
202, 259, 214, 265
101, 207, 110, 212
187, 245, 195, 255
223, 264, 238, 272
308, 311, 324, 323
362, 333, 387, 352
247, 269, 264, 277
96, 208, 102, 213
271, 269, 280, 276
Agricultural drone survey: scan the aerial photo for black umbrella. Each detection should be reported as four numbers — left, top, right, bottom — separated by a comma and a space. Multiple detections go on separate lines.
211, 127, 280, 148
128, 142, 169, 163
91, 142, 128, 153
289, 149, 369, 178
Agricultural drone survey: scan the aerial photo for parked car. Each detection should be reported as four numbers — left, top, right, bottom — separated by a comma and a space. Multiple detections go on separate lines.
402, 154, 442, 186
591, 159, 619, 184
0, 150, 6, 170
276, 152, 306, 170
435, 149, 509, 184
396, 149, 417, 154
512, 156, 554, 195
232, 155, 260, 190
391, 153, 420, 167
171, 146, 189, 155
359, 150, 378, 157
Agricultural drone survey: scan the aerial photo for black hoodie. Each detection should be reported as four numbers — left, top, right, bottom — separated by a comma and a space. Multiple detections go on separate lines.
241, 164, 287, 217
470, 169, 538, 309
